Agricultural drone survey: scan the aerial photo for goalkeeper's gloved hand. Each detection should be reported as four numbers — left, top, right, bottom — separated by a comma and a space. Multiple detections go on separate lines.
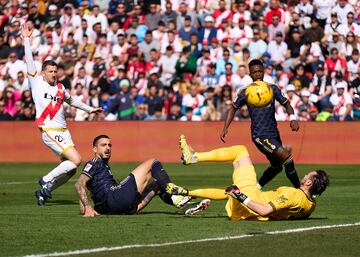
225, 184, 248, 203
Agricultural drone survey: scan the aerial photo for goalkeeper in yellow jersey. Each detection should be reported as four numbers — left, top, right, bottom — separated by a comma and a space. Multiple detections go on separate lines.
178, 135, 329, 220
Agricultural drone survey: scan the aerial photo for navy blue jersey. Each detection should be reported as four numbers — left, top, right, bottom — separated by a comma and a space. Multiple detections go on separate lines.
81, 158, 117, 206
233, 84, 288, 138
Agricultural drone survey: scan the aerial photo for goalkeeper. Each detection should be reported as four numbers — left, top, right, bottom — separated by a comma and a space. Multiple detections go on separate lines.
179, 135, 329, 220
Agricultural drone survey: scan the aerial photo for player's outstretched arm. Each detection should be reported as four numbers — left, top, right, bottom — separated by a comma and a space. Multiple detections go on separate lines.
226, 185, 274, 216
75, 174, 100, 217
284, 101, 299, 132
65, 95, 103, 114
21, 23, 37, 77
220, 105, 237, 143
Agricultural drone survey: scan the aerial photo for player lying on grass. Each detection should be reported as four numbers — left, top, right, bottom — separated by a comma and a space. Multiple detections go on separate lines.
179, 135, 329, 220
75, 135, 190, 217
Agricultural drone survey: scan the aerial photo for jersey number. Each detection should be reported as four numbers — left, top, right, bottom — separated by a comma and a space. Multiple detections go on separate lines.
55, 135, 64, 143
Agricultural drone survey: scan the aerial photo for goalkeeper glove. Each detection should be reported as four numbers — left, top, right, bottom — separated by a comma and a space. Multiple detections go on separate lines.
225, 184, 248, 203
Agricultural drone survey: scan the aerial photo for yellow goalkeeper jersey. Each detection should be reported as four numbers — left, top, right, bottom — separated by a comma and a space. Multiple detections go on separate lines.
225, 187, 315, 221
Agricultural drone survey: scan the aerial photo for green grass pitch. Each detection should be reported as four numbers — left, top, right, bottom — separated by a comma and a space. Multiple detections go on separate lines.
1, 163, 360, 257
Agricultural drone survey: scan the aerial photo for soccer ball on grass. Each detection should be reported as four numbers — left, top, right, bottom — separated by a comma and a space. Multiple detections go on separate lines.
245, 81, 274, 108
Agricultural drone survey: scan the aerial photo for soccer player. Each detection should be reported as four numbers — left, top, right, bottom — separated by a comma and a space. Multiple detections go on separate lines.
220, 59, 301, 188
75, 135, 190, 216
21, 23, 102, 206
179, 135, 329, 220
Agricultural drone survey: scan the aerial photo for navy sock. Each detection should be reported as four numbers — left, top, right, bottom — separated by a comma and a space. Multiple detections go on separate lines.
258, 165, 282, 187
151, 160, 171, 190
284, 157, 300, 188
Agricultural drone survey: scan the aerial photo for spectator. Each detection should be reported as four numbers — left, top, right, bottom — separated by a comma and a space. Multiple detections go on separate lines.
181, 84, 205, 117
178, 15, 198, 43
299, 37, 322, 72
38, 32, 60, 62
341, 32, 360, 59
268, 14, 285, 42
146, 3, 161, 32
313, 0, 334, 28
264, 0, 284, 26
216, 48, 237, 75
4, 52, 26, 80
248, 28, 267, 60
0, 99, 13, 120
2, 85, 20, 117
325, 48, 347, 78
303, 18, 324, 43
139, 31, 160, 62
284, 28, 303, 71
330, 81, 353, 121
310, 62, 333, 110
285, 84, 301, 116
198, 16, 217, 45
175, 47, 197, 80
289, 64, 311, 90
134, 103, 150, 120
13, 71, 29, 92
231, 17, 253, 47
324, 13, 342, 43
46, 5, 60, 28
161, 1, 177, 26
159, 46, 178, 87
144, 84, 163, 116
347, 49, 360, 81
145, 105, 166, 121
179, 106, 201, 121
107, 78, 136, 120
110, 3, 128, 28
28, 2, 46, 32
267, 32, 288, 66
176, 2, 198, 29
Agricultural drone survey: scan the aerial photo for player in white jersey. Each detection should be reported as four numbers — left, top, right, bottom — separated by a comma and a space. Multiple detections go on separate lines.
21, 23, 102, 206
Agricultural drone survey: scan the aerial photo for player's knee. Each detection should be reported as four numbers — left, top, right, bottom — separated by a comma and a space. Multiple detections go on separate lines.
283, 156, 294, 166
72, 157, 82, 167
232, 145, 249, 160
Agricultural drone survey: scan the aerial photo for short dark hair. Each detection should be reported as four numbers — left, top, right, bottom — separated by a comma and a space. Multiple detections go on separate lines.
93, 135, 110, 147
248, 59, 264, 69
310, 170, 329, 196
42, 60, 58, 71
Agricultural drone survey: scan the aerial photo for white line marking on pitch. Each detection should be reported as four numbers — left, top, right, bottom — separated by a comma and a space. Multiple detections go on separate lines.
0, 179, 77, 186
21, 221, 360, 257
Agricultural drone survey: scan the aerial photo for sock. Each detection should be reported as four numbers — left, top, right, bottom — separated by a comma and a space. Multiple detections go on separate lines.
284, 157, 300, 188
158, 190, 175, 206
196, 146, 249, 163
150, 160, 171, 190
50, 169, 76, 191
42, 160, 77, 183
258, 165, 283, 187
189, 188, 227, 200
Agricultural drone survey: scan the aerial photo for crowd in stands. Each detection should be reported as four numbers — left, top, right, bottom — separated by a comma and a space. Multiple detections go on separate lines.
0, 0, 360, 122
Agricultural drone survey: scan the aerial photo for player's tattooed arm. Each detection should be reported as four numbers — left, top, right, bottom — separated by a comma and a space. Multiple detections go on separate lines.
75, 174, 100, 217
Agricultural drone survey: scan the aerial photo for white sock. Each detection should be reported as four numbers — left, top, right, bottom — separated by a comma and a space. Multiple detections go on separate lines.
256, 182, 262, 190
43, 160, 77, 182
51, 169, 77, 191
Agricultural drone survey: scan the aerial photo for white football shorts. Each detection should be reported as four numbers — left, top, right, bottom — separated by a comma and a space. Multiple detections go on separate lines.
41, 129, 75, 157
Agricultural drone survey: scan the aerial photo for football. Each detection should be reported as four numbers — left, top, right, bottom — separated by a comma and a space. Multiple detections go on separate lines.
245, 81, 274, 108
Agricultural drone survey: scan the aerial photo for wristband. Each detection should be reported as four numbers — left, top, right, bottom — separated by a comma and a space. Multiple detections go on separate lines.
243, 197, 251, 206
289, 114, 297, 121
237, 192, 248, 203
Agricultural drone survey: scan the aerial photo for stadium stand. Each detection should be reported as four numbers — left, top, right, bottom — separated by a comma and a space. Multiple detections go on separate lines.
0, 0, 359, 122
